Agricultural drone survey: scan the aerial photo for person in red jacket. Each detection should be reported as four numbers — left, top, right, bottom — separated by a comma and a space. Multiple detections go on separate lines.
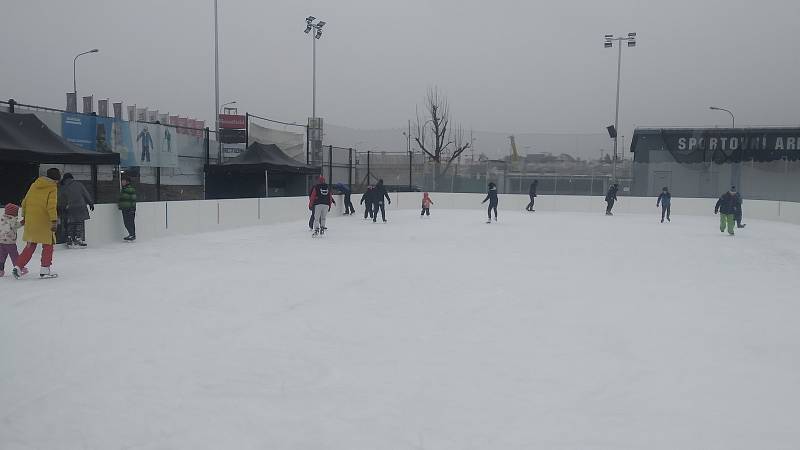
309, 176, 335, 237
421, 192, 434, 217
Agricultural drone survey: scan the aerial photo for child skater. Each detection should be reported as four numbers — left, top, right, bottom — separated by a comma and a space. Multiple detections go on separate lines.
421, 192, 434, 217
0, 204, 24, 277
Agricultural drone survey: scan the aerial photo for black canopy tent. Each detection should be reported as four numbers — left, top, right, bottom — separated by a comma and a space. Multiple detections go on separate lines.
205, 142, 320, 198
0, 111, 120, 205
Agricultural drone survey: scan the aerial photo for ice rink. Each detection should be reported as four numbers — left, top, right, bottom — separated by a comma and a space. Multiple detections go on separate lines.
2, 208, 800, 449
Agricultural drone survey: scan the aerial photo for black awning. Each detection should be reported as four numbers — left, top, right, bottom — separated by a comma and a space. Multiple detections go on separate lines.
0, 111, 120, 165
210, 142, 320, 174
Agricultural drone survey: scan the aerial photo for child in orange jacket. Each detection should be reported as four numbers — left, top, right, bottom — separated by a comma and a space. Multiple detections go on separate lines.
421, 192, 434, 217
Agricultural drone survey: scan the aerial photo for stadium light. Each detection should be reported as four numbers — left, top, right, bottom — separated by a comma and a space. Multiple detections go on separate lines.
603, 33, 638, 181
73, 48, 100, 99
304, 16, 326, 119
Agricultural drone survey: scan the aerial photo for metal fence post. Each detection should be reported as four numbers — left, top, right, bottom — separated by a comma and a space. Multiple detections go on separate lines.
348, 148, 353, 188
156, 166, 161, 201
328, 145, 333, 184
408, 152, 412, 191
367, 151, 371, 184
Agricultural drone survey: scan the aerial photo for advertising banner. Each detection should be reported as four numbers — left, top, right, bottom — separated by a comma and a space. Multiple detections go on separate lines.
66, 93, 77, 112
62, 113, 97, 150
98, 99, 109, 117
219, 114, 246, 129
113, 102, 123, 120
248, 122, 306, 161
82, 96, 94, 114
659, 128, 800, 163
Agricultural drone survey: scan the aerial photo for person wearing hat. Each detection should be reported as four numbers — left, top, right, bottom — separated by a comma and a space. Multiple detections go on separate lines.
12, 168, 61, 278
119, 174, 137, 241
58, 173, 95, 247
656, 186, 672, 223
715, 186, 742, 236
335, 182, 356, 215
0, 203, 24, 277
309, 175, 335, 237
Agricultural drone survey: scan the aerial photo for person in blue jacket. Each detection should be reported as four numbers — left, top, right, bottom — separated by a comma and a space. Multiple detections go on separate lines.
656, 186, 671, 223
335, 183, 356, 215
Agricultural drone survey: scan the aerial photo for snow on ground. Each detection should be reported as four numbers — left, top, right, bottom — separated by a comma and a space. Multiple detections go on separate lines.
2, 208, 800, 449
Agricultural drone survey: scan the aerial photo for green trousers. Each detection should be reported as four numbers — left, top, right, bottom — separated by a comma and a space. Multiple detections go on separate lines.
719, 213, 735, 235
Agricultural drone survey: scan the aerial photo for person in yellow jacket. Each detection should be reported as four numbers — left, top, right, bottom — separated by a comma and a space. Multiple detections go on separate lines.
13, 168, 61, 279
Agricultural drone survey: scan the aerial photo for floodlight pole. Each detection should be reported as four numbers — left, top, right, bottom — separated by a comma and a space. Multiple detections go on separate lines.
605, 33, 636, 182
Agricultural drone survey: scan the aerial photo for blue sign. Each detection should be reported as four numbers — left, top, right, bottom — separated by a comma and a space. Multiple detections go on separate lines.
62, 113, 97, 150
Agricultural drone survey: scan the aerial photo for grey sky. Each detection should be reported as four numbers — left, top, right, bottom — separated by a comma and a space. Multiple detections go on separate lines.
2, 0, 799, 156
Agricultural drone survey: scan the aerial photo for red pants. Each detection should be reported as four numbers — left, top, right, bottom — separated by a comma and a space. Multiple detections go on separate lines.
16, 243, 54, 268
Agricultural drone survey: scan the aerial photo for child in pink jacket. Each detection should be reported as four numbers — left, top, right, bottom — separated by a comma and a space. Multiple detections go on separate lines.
421, 192, 434, 217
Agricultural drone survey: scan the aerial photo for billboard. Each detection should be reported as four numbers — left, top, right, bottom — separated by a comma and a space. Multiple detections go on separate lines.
219, 114, 246, 129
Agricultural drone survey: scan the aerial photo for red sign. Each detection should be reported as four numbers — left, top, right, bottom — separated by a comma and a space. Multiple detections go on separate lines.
218, 114, 246, 129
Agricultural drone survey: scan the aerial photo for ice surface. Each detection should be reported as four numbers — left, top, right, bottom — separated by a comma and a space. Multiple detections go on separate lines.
2, 209, 800, 449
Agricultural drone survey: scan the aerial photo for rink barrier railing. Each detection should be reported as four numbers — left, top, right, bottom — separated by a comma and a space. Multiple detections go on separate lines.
29, 193, 800, 247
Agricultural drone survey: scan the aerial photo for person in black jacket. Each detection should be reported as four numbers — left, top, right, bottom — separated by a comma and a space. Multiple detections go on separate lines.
482, 182, 499, 223
360, 186, 375, 219
714, 186, 742, 236
605, 183, 619, 216
373, 179, 391, 223
656, 186, 671, 223
309, 176, 336, 237
526, 180, 538, 212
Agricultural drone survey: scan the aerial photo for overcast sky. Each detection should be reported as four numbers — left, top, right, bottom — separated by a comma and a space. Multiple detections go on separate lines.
2, 0, 799, 149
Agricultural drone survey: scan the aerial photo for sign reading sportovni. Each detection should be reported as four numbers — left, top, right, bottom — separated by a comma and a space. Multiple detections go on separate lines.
656, 128, 800, 163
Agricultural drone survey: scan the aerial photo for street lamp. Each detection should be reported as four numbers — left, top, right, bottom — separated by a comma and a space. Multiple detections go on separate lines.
73, 48, 99, 99
709, 106, 735, 127
304, 16, 326, 119
220, 100, 237, 113
604, 32, 637, 181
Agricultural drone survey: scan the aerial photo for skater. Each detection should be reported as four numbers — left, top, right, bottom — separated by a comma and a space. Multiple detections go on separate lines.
361, 185, 375, 220
714, 186, 742, 236
0, 203, 23, 277
309, 176, 335, 237
734, 190, 746, 229
421, 192, 434, 217
335, 183, 356, 215
656, 186, 671, 223
605, 183, 619, 215
12, 168, 61, 279
119, 174, 137, 241
482, 182, 499, 223
526, 180, 538, 211
373, 179, 391, 223
58, 173, 94, 247
308, 184, 316, 230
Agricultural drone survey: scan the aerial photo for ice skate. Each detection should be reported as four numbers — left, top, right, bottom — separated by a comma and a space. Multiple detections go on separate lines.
737, 223, 746, 229
11, 266, 29, 279
320, 227, 326, 236
312, 228, 319, 238
39, 266, 58, 279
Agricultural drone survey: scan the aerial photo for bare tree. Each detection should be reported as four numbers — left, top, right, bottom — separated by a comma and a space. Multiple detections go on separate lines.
413, 87, 470, 190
